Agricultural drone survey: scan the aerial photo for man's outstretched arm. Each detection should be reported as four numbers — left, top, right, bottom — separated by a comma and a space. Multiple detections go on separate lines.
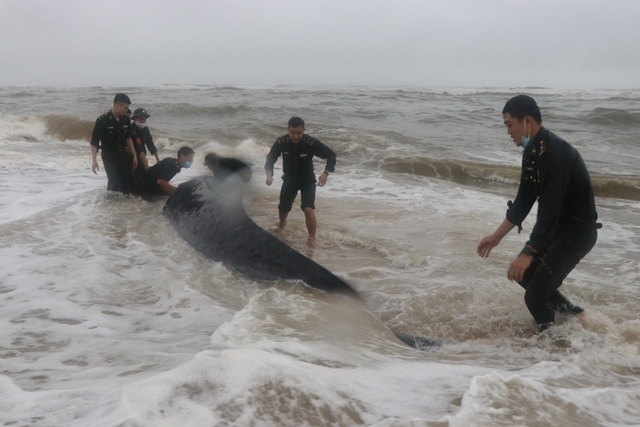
156, 179, 176, 195
477, 218, 517, 258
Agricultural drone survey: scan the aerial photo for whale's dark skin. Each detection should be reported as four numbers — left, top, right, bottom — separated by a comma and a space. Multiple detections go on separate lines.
163, 176, 359, 297
163, 175, 440, 349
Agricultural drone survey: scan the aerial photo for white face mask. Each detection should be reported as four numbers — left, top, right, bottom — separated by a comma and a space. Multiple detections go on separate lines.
135, 121, 146, 129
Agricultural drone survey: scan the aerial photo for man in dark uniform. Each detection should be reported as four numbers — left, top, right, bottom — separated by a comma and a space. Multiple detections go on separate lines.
204, 152, 252, 183
90, 93, 138, 194
131, 107, 160, 179
477, 95, 601, 331
265, 117, 336, 244
134, 146, 194, 201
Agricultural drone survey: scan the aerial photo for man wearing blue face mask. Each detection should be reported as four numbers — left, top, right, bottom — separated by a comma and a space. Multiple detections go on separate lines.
134, 146, 194, 201
477, 95, 601, 332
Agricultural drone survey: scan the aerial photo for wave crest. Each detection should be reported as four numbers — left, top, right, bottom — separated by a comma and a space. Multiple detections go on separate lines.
381, 157, 521, 185
43, 115, 95, 141
585, 108, 640, 126
381, 156, 640, 200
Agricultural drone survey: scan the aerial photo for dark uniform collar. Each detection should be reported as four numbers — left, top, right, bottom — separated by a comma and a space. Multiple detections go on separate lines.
106, 110, 130, 122
283, 134, 308, 144
106, 110, 120, 121
525, 126, 549, 156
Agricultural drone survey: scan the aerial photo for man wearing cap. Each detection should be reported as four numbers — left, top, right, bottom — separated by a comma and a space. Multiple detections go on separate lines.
90, 93, 138, 194
131, 107, 159, 179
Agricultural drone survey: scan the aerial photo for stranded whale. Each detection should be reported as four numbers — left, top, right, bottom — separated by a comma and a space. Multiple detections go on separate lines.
163, 175, 440, 350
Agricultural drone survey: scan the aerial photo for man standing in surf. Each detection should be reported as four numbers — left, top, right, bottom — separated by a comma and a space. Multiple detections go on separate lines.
90, 93, 138, 194
477, 95, 601, 331
265, 117, 336, 246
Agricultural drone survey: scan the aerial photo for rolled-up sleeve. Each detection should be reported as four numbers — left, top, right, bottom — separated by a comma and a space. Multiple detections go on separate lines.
90, 119, 101, 149
312, 141, 336, 173
506, 168, 536, 231
265, 139, 282, 172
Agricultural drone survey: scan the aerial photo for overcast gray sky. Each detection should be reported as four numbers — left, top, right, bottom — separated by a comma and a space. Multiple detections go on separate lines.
1, 0, 638, 89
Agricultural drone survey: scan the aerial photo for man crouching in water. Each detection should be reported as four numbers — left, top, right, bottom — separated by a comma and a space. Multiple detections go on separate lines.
477, 95, 601, 332
134, 146, 195, 201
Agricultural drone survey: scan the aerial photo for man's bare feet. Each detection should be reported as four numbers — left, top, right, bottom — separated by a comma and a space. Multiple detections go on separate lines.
577, 311, 587, 327
307, 236, 319, 248
278, 220, 287, 230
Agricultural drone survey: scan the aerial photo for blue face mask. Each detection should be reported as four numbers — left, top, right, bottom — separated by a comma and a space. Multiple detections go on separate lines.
183, 161, 192, 169
521, 120, 531, 149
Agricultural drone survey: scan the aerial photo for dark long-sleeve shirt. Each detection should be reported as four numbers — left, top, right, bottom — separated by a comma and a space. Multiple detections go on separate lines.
264, 134, 336, 182
90, 111, 132, 153
506, 127, 599, 252
131, 125, 158, 156
143, 157, 181, 184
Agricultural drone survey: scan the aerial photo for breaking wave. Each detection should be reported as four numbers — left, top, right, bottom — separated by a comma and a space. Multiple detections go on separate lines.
380, 156, 640, 200
584, 108, 640, 126
43, 115, 95, 141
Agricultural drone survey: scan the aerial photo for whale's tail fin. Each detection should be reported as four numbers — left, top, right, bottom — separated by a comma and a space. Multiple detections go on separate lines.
393, 331, 442, 350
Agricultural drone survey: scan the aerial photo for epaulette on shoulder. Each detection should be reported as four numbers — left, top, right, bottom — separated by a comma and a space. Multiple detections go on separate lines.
97, 112, 109, 120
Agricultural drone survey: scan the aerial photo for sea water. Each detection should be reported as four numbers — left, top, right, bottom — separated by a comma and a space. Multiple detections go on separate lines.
0, 85, 639, 426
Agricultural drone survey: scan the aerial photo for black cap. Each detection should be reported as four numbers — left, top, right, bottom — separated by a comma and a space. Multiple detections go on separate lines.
132, 108, 150, 119
113, 93, 131, 104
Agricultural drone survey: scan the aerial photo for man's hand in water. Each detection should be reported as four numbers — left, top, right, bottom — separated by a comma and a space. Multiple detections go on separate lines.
317, 171, 329, 187
477, 234, 501, 258
477, 219, 516, 258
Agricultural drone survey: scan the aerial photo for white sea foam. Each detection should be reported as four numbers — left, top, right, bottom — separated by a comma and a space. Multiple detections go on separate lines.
1, 86, 639, 426
0, 114, 50, 143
